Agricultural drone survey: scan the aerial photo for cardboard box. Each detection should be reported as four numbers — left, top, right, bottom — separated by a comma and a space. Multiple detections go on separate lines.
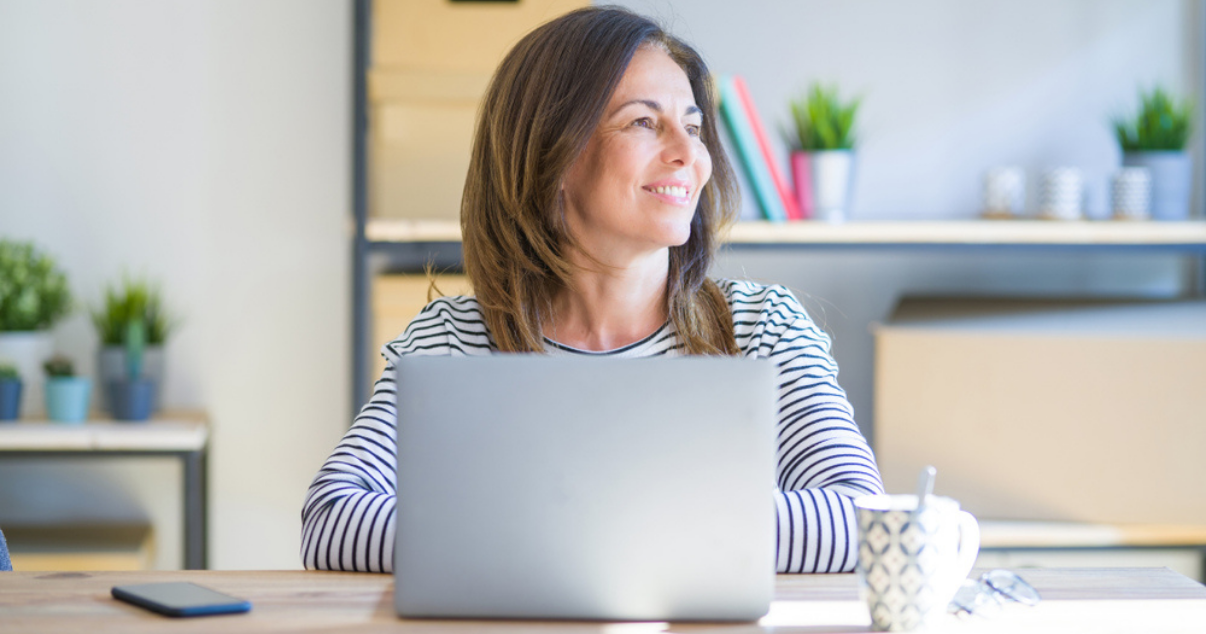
874, 297, 1206, 524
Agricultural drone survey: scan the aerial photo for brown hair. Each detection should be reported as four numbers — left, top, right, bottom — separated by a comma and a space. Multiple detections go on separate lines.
461, 6, 739, 355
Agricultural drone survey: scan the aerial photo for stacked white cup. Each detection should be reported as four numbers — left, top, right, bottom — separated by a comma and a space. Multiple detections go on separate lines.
1038, 168, 1084, 220
1111, 167, 1152, 220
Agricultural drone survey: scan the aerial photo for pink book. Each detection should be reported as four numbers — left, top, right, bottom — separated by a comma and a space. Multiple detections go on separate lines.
732, 76, 804, 221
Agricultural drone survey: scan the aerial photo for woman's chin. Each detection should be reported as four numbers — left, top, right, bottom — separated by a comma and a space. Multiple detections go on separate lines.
650, 223, 692, 248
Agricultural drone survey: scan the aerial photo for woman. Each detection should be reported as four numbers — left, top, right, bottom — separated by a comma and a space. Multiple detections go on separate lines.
302, 6, 882, 574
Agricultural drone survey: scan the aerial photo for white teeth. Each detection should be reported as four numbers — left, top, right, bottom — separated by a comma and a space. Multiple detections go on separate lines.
653, 186, 688, 197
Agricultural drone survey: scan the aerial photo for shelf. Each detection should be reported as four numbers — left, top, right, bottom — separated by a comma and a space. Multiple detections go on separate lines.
980, 520, 1206, 549
0, 410, 208, 452
366, 218, 1206, 248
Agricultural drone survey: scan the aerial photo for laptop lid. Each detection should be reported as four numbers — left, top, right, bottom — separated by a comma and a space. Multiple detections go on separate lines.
394, 355, 776, 622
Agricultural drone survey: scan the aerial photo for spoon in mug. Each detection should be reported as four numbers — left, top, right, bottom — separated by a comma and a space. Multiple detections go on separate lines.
916, 465, 936, 513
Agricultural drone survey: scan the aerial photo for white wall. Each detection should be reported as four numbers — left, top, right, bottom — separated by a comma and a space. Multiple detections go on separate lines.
612, 0, 1200, 443
0, 0, 351, 569
619, 0, 1198, 220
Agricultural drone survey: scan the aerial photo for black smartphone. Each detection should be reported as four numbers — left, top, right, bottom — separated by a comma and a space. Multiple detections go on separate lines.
111, 582, 252, 617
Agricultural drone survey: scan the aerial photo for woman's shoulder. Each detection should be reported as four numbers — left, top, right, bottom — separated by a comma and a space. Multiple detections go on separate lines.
381, 295, 490, 362
416, 294, 484, 319
715, 278, 807, 318
715, 278, 832, 352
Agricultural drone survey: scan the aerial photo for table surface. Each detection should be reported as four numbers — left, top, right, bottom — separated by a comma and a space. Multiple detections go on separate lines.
0, 411, 208, 452
2, 568, 1203, 633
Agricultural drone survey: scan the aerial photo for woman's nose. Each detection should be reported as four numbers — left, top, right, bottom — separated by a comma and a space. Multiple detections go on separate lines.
661, 125, 698, 166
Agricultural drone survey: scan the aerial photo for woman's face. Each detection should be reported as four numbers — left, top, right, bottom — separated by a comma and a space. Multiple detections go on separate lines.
560, 44, 712, 264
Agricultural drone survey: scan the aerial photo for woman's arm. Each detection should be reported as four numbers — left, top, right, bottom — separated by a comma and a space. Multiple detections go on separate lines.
731, 283, 884, 573
300, 369, 400, 572
300, 296, 487, 572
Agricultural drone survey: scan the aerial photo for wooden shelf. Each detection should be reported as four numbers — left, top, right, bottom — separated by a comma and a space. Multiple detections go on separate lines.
366, 218, 1206, 247
0, 410, 208, 452
981, 520, 1206, 549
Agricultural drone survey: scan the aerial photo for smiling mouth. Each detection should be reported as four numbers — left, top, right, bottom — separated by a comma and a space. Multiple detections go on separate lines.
644, 185, 691, 199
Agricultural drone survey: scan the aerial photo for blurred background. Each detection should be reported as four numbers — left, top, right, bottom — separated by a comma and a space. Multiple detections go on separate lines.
0, 0, 1201, 573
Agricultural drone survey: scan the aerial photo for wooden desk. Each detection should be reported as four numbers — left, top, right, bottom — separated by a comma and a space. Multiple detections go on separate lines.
1, 568, 1203, 633
0, 412, 209, 569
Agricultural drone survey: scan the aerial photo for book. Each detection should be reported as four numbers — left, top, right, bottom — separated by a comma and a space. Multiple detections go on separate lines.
717, 75, 788, 222
731, 76, 804, 220
716, 109, 762, 221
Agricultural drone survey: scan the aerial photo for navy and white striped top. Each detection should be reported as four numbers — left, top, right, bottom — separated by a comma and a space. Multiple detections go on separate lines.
302, 279, 883, 574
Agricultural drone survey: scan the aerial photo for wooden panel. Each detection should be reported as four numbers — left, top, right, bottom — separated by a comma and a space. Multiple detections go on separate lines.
373, 0, 588, 73
368, 0, 588, 220
371, 274, 472, 381
5, 524, 154, 571
370, 101, 478, 219
369, 68, 491, 103
874, 299, 1206, 524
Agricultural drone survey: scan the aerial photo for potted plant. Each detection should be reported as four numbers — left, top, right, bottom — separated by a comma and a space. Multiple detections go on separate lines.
788, 83, 862, 223
0, 364, 21, 421
1113, 86, 1194, 220
92, 275, 176, 416
0, 239, 72, 418
107, 318, 156, 422
43, 355, 91, 423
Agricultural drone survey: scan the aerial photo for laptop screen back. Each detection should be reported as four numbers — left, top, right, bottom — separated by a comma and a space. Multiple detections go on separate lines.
394, 355, 777, 621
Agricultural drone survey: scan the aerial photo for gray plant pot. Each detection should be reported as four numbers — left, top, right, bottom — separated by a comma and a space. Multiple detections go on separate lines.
97, 346, 164, 416
1122, 151, 1192, 220
107, 378, 157, 422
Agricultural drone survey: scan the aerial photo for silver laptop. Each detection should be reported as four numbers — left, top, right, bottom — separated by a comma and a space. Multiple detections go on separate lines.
393, 355, 777, 622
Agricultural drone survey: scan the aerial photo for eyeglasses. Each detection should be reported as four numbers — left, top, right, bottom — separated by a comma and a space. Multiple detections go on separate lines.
949, 569, 1041, 618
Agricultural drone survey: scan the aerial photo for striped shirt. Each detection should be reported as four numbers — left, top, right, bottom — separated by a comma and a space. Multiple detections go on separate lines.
301, 279, 884, 574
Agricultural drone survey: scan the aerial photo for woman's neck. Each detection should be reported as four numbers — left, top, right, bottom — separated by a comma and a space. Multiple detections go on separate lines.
545, 249, 670, 352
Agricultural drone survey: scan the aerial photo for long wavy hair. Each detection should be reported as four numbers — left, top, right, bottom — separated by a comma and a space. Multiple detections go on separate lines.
461, 6, 739, 354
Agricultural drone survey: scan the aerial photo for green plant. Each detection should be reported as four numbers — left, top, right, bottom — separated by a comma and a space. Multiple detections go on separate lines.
1113, 86, 1194, 152
43, 355, 75, 378
91, 275, 177, 346
0, 364, 19, 381
0, 239, 72, 331
788, 83, 862, 151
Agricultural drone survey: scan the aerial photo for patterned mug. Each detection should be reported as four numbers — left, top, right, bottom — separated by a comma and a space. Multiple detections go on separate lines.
854, 494, 980, 631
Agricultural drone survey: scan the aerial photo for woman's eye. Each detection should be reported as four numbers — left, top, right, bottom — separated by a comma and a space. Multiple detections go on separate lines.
685, 124, 702, 137
632, 118, 655, 129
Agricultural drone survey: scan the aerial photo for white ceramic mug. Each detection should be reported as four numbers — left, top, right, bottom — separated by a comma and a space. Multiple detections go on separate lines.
982, 167, 1025, 217
854, 494, 980, 631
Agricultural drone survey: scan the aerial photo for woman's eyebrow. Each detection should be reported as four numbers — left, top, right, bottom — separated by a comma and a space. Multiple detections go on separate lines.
610, 99, 703, 118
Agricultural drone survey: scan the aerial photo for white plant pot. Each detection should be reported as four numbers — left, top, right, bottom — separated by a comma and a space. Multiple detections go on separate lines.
810, 150, 855, 223
1122, 151, 1192, 220
0, 331, 54, 418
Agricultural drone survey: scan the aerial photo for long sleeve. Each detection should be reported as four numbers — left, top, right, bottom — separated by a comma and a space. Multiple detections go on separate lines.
301, 365, 400, 572
727, 281, 884, 573
301, 297, 490, 572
